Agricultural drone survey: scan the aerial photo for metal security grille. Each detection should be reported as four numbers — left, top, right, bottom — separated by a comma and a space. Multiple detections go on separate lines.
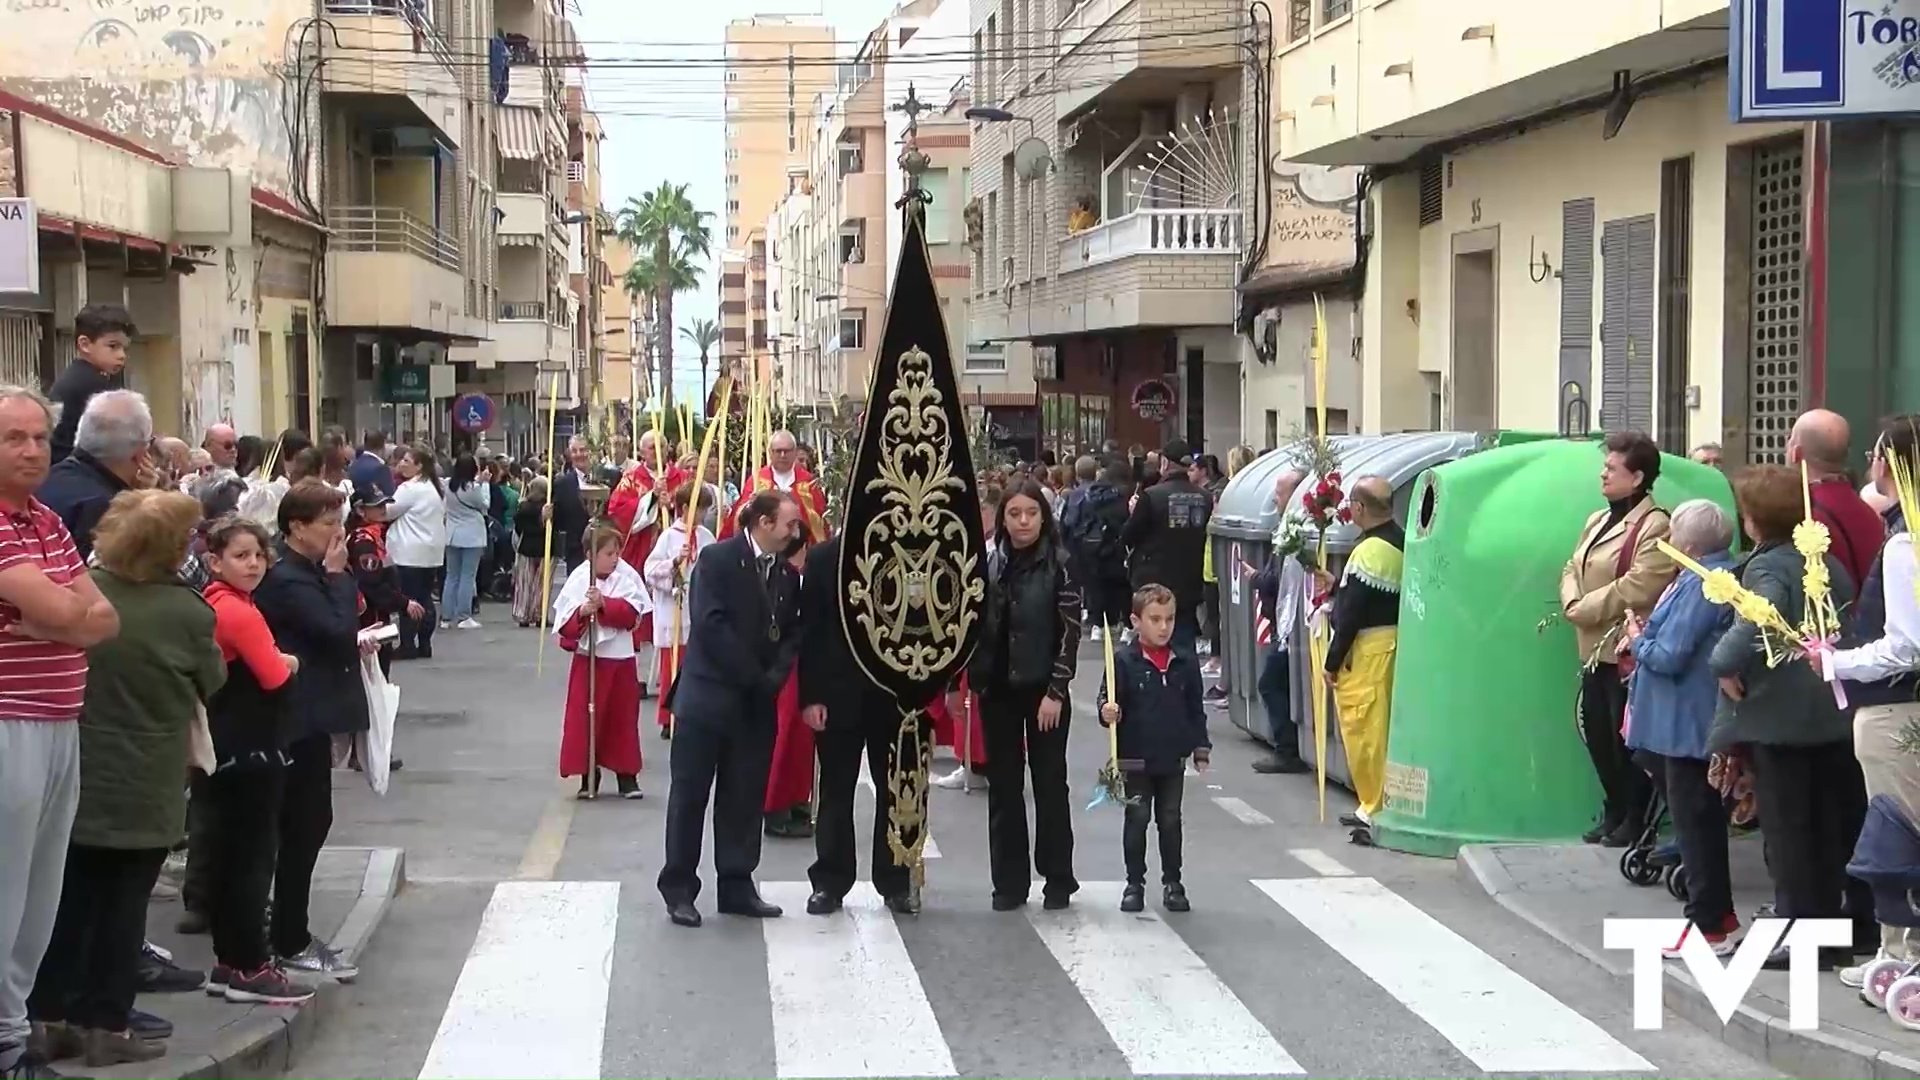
0, 314, 38, 389
1418, 159, 1443, 226
1746, 141, 1805, 464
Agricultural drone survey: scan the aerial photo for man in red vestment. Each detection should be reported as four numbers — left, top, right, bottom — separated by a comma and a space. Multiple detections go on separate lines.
722, 430, 831, 837
605, 429, 688, 700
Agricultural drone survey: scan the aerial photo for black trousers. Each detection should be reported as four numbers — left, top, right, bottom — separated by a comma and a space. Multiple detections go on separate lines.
1649, 753, 1733, 932
182, 778, 218, 915
1123, 771, 1185, 887
1579, 664, 1649, 831
1258, 648, 1300, 760
658, 708, 775, 907
810, 714, 910, 901
1750, 739, 1875, 926
206, 761, 284, 972
28, 844, 168, 1030
396, 565, 437, 653
273, 733, 334, 958
982, 684, 1077, 903
1092, 574, 1130, 635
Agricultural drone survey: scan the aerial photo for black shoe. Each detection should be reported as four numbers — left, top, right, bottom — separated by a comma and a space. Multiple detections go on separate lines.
1204, 686, 1228, 702
667, 902, 702, 928
883, 893, 920, 915
1042, 894, 1071, 911
174, 909, 208, 935
417, 644, 433, 660
991, 894, 1026, 912
1338, 812, 1366, 828
1163, 884, 1191, 913
1582, 815, 1620, 844
137, 943, 206, 993
805, 891, 842, 916
388, 758, 404, 772
718, 895, 783, 918
0, 1047, 73, 1079
1252, 756, 1309, 775
1763, 942, 1842, 971
127, 1009, 171, 1041
1601, 821, 1642, 849
1120, 886, 1145, 913
617, 773, 642, 800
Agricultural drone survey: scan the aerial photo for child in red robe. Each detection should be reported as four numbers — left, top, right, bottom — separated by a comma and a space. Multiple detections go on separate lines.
555, 525, 651, 799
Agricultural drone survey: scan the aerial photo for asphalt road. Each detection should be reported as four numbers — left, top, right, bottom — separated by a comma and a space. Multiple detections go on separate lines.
291, 617, 1779, 1080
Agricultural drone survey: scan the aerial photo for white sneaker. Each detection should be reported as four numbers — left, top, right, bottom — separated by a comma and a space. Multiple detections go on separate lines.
1090, 625, 1103, 643
457, 617, 482, 630
438, 620, 451, 630
932, 767, 985, 790
1842, 948, 1893, 988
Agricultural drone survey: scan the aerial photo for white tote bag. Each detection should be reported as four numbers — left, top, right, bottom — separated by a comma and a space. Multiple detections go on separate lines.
356, 653, 399, 796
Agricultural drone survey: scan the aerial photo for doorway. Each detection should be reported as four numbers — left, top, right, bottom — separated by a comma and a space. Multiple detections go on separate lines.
1450, 228, 1500, 432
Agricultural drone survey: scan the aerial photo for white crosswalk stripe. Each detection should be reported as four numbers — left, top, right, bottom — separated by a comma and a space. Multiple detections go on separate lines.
1253, 877, 1654, 1073
418, 881, 620, 1080
422, 875, 1654, 1078
760, 882, 956, 1079
1025, 882, 1303, 1076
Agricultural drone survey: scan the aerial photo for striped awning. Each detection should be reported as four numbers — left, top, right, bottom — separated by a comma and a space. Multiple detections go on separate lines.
495, 106, 542, 161
497, 233, 540, 247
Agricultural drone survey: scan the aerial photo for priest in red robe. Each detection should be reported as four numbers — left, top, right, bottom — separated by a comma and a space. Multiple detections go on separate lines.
605, 429, 689, 701
722, 429, 831, 838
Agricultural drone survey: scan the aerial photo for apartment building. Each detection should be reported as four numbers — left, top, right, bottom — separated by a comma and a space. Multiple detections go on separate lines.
719, 255, 749, 387
0, 1, 328, 438
566, 88, 613, 445
723, 16, 840, 251
1271, 0, 1809, 462
967, 0, 1247, 461
602, 236, 644, 423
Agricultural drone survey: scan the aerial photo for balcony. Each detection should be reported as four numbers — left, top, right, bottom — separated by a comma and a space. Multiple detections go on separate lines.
1277, 0, 1732, 166
1058, 208, 1241, 269
320, 0, 461, 147
495, 302, 572, 367
324, 206, 470, 334
1053, 0, 1241, 120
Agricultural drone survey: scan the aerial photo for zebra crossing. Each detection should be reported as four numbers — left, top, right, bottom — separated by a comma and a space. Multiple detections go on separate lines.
415, 864, 1658, 1080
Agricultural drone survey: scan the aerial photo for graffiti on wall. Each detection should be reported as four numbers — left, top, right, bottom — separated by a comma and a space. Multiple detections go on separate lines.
1268, 160, 1361, 271
0, 0, 306, 194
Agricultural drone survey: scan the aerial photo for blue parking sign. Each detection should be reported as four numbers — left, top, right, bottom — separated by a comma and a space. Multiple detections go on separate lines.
453, 393, 496, 433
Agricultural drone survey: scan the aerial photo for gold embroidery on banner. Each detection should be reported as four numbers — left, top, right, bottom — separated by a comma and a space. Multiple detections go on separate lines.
845, 346, 984, 682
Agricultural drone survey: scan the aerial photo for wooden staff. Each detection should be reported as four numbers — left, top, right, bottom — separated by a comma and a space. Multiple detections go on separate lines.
584, 608, 599, 798
1309, 293, 1332, 823
536, 369, 563, 675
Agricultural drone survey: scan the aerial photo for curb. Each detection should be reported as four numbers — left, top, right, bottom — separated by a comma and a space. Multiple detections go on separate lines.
136, 846, 407, 1080
1455, 844, 1920, 1080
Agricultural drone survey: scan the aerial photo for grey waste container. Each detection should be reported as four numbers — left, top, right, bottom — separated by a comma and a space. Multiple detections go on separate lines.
1211, 432, 1485, 788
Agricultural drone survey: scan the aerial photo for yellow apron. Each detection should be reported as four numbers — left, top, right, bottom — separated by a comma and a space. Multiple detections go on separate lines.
1333, 626, 1397, 816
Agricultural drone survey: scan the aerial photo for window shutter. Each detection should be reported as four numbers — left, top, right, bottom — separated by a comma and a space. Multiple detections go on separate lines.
1625, 216, 1657, 435
1558, 198, 1595, 422
1600, 214, 1657, 435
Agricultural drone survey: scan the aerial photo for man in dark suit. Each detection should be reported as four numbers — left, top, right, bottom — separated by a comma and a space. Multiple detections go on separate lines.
797, 535, 915, 916
548, 435, 594, 570
658, 490, 805, 927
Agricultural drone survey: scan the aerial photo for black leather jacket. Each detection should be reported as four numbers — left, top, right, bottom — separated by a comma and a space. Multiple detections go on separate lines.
971, 537, 1081, 700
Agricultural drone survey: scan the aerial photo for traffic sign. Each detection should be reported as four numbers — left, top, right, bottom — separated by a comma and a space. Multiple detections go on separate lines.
453, 393, 496, 433
1730, 0, 1919, 121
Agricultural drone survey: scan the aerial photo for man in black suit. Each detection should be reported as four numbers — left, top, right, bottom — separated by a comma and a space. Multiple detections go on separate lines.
797, 535, 916, 916
548, 435, 594, 570
658, 490, 806, 927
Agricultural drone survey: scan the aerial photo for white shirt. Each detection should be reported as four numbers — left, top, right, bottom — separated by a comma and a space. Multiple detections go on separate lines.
643, 522, 716, 647
772, 468, 795, 491
1272, 558, 1307, 653
388, 477, 449, 567
1833, 533, 1920, 683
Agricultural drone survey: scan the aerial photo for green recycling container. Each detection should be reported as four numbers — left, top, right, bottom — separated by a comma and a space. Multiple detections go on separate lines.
1370, 439, 1736, 858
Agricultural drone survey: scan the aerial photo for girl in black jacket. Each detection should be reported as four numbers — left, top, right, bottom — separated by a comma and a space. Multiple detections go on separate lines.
511, 477, 549, 627
969, 478, 1082, 911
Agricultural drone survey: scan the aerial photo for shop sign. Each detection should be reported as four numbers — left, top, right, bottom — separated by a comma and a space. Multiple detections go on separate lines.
382, 364, 431, 404
0, 200, 38, 294
452, 393, 496, 433
1131, 378, 1176, 421
1731, 0, 1920, 121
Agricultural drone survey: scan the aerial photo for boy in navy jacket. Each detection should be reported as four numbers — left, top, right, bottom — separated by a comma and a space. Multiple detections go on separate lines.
1099, 584, 1211, 913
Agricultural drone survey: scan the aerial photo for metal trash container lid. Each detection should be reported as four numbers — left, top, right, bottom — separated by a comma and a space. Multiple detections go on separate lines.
1210, 432, 1484, 545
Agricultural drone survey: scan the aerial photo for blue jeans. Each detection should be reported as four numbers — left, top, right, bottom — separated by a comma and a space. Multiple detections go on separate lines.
1258, 648, 1300, 761
443, 545, 485, 622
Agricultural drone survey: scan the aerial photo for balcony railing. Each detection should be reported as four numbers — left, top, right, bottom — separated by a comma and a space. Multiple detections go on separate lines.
1058, 208, 1242, 271
329, 205, 459, 272
323, 0, 452, 66
500, 300, 547, 321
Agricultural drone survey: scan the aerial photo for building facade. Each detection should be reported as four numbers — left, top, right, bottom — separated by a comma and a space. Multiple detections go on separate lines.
1273, 0, 1802, 462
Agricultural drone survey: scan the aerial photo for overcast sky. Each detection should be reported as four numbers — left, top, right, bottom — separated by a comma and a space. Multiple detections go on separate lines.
573, 0, 897, 407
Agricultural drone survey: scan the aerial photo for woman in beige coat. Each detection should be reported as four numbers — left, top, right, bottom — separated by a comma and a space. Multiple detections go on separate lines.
1560, 432, 1680, 847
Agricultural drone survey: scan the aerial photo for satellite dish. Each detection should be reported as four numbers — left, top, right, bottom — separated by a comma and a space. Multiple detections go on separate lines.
1014, 137, 1053, 180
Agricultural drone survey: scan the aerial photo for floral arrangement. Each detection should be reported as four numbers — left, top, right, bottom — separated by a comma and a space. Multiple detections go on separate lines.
1272, 427, 1346, 567
1658, 540, 1803, 666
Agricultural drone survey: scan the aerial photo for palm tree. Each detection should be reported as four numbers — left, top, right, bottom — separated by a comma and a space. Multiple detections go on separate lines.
616, 182, 712, 417
680, 318, 721, 408
622, 251, 701, 408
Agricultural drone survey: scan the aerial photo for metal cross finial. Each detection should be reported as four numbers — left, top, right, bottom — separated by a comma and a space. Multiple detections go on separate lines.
893, 82, 933, 209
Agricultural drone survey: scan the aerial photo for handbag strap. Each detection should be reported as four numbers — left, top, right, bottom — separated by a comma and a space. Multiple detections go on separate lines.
1614, 508, 1667, 580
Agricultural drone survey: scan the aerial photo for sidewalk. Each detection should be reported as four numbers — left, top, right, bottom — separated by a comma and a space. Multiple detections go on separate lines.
90, 846, 406, 1080
1459, 837, 1920, 1080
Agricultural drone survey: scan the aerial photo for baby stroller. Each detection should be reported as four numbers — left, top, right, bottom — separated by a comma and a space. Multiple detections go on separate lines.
1619, 785, 1689, 901
1850, 795, 1920, 1029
